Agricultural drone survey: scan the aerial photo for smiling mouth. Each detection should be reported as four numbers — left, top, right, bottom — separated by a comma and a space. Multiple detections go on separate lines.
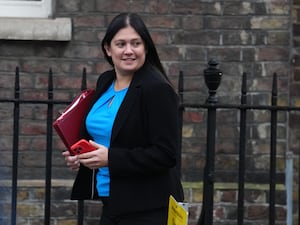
123, 58, 135, 61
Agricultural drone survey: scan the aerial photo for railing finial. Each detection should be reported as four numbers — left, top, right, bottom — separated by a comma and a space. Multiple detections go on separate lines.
203, 59, 222, 103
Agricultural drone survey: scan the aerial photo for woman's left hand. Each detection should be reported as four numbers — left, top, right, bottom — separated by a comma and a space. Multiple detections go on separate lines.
77, 140, 108, 170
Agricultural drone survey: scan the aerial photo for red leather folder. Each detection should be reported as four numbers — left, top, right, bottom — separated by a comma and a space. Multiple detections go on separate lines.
53, 89, 95, 149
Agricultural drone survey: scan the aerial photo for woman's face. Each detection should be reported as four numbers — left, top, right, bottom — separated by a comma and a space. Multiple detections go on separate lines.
104, 25, 146, 77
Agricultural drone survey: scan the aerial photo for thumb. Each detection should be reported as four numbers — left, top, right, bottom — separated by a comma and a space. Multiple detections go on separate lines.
89, 140, 102, 148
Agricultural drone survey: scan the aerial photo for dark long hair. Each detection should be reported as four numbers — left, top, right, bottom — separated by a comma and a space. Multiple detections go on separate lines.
101, 13, 170, 82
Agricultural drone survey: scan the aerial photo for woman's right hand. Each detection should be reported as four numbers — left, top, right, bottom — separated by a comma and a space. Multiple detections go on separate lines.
62, 151, 80, 171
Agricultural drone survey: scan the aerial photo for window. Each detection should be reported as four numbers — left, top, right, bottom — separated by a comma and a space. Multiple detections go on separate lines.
0, 0, 54, 18
0, 0, 71, 41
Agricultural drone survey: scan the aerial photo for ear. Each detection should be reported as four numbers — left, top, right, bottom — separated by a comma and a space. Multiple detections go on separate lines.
104, 44, 112, 57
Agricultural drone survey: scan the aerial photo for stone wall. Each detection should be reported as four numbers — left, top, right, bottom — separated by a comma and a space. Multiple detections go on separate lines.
0, 180, 287, 225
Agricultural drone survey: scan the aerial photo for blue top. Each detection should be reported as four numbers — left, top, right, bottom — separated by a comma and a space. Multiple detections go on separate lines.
86, 81, 128, 196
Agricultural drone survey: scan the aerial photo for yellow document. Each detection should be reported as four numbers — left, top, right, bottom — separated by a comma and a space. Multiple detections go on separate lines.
167, 195, 189, 225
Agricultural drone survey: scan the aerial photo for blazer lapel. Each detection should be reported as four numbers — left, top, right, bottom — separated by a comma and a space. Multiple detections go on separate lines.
93, 71, 115, 104
110, 67, 146, 143
110, 80, 141, 143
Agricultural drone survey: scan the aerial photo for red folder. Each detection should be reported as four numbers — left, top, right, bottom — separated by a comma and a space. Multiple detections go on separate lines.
53, 89, 95, 149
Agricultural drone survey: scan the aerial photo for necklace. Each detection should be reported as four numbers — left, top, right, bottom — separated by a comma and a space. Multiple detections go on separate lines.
108, 95, 115, 108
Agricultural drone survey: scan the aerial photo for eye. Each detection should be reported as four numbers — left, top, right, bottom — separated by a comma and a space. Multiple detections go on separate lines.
116, 41, 125, 48
132, 40, 142, 47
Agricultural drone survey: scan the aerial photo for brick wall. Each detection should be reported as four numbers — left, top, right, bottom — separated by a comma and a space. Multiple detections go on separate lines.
0, 181, 287, 225
0, 180, 102, 225
0, 0, 298, 224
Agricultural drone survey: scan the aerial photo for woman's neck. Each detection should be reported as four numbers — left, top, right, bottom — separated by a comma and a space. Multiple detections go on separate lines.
114, 74, 133, 91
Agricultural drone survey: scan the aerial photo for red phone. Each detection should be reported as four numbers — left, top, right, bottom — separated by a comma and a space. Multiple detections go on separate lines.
70, 139, 97, 155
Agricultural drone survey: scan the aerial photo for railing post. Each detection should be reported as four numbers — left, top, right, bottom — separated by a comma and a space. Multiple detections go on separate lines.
269, 73, 278, 225
11, 67, 20, 225
45, 68, 53, 225
198, 60, 222, 225
81, 67, 87, 91
237, 72, 247, 225
77, 67, 87, 225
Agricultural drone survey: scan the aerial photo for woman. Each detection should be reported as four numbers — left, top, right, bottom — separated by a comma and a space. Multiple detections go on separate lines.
63, 12, 184, 225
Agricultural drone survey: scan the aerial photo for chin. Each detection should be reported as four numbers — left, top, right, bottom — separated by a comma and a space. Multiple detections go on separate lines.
122, 65, 141, 71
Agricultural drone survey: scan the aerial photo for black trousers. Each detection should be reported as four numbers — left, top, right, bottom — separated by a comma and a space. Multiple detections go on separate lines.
99, 198, 168, 225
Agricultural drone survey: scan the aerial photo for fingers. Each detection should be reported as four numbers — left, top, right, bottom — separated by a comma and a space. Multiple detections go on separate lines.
62, 151, 80, 171
62, 141, 109, 171
62, 150, 71, 157
78, 147, 109, 169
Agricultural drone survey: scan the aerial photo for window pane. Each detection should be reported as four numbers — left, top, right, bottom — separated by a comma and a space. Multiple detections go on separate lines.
0, 0, 52, 18
0, 0, 42, 1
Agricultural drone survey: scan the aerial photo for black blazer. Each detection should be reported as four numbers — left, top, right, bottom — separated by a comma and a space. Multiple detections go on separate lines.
71, 63, 184, 215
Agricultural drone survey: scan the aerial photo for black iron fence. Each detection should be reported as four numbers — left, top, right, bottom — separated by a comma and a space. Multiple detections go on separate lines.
179, 61, 300, 225
0, 67, 88, 225
0, 61, 299, 225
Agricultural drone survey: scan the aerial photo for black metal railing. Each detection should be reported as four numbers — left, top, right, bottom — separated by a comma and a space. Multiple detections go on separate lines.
177, 61, 300, 225
0, 68, 89, 225
0, 60, 299, 225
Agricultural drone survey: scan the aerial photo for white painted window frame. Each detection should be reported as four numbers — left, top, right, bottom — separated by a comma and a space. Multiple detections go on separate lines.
0, 0, 54, 18
0, 0, 71, 41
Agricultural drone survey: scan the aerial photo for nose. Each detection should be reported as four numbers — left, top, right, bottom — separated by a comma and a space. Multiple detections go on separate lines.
124, 43, 133, 54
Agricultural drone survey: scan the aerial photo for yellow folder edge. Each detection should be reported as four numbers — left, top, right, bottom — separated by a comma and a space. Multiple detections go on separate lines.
167, 195, 189, 225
